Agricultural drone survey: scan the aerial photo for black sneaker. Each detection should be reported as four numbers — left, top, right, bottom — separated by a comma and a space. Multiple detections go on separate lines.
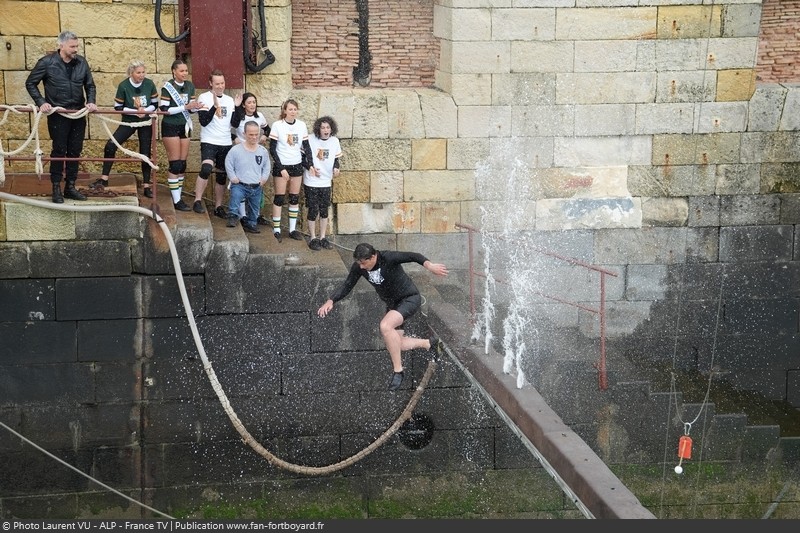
388, 370, 404, 391
89, 178, 108, 190
143, 187, 153, 198
256, 215, 270, 226
429, 336, 444, 360
273, 231, 282, 243
174, 200, 191, 211
243, 225, 261, 234
226, 216, 237, 228
320, 237, 334, 250
214, 206, 227, 219
193, 200, 205, 213
289, 230, 304, 241
308, 238, 322, 251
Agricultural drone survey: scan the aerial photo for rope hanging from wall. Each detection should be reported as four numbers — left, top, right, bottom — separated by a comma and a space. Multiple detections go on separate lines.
0, 191, 438, 476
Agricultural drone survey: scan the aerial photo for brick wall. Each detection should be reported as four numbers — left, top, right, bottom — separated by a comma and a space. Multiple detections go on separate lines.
291, 0, 438, 88
756, 0, 800, 82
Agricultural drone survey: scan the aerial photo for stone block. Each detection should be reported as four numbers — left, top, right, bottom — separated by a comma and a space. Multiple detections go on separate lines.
4, 202, 76, 241
411, 139, 446, 170
719, 194, 780, 225
779, 193, 800, 224
0, 279, 55, 321
511, 41, 572, 74
716, 163, 760, 195
0, 363, 93, 403
450, 41, 510, 74
75, 206, 141, 241
316, 90, 355, 139
0, 1, 59, 37
458, 105, 511, 138
446, 138, 490, 171
641, 197, 688, 227
576, 104, 635, 137
747, 83, 786, 132
386, 91, 425, 139
556, 7, 657, 41
334, 170, 370, 203
445, 73, 492, 106
657, 5, 722, 39
723, 3, 762, 38
652, 133, 740, 166
370, 171, 403, 203
420, 201, 461, 233
555, 135, 651, 167
61, 2, 172, 40
716, 69, 756, 102
0, 35, 25, 70
404, 170, 475, 202
635, 102, 694, 135
336, 202, 420, 234
418, 89, 458, 138
688, 195, 720, 227
557, 72, 656, 105
595, 227, 690, 264
655, 71, 716, 103
719, 225, 793, 262
742, 131, 800, 163
77, 319, 139, 362
29, 240, 132, 278
575, 40, 639, 73
696, 101, 749, 133
56, 277, 141, 320
0, 242, 31, 278
340, 138, 410, 171
513, 105, 573, 137
537, 197, 642, 231
142, 275, 206, 318
708, 37, 760, 70
84, 39, 157, 76
780, 84, 800, 131
352, 91, 388, 138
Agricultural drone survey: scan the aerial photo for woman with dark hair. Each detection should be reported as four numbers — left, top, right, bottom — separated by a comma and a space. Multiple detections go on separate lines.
303, 115, 342, 251
159, 59, 204, 211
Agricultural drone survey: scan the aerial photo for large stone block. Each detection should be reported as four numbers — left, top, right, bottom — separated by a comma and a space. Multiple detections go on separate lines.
352, 91, 388, 139
0, 0, 59, 37
418, 90, 457, 138
77, 319, 139, 362
747, 83, 786, 132
340, 138, 410, 171
655, 71, 716, 103
61, 3, 172, 40
0, 36, 25, 70
29, 240, 132, 278
556, 7, 657, 40
536, 197, 642, 231
719, 225, 794, 262
336, 202, 420, 234
56, 277, 141, 320
0, 279, 55, 321
4, 202, 76, 241
716, 69, 756, 102
656, 5, 722, 39
0, 242, 31, 278
420, 201, 462, 233
411, 139, 446, 170
386, 91, 425, 139
404, 170, 475, 202
334, 170, 370, 203
369, 170, 403, 203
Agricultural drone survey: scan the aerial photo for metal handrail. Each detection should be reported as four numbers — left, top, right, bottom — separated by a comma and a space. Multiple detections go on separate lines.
455, 222, 618, 390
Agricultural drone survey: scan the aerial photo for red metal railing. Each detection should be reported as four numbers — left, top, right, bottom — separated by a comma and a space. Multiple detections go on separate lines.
455, 222, 618, 390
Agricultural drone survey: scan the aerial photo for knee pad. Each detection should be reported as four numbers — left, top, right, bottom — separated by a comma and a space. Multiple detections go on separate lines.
199, 163, 213, 179
178, 161, 187, 174
169, 160, 182, 175
288, 193, 300, 205
215, 171, 227, 185
273, 194, 285, 207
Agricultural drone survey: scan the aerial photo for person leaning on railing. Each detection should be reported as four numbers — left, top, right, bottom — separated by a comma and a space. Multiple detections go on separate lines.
24, 30, 98, 204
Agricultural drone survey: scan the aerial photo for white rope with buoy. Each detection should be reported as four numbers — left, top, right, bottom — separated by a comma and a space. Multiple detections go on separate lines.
0, 190, 434, 477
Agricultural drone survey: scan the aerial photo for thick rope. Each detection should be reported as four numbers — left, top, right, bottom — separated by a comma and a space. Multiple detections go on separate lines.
95, 113, 160, 170
0, 190, 435, 477
0, 104, 45, 184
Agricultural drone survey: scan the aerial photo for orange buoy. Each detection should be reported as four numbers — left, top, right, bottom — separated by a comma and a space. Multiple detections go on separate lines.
678, 435, 692, 460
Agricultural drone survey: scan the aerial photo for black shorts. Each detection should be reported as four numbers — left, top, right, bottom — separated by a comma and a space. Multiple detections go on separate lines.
200, 143, 232, 184
272, 163, 304, 178
387, 294, 421, 321
162, 121, 189, 139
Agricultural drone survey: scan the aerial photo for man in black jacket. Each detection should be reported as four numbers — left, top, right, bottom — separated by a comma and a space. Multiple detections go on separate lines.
25, 30, 98, 203
317, 243, 448, 390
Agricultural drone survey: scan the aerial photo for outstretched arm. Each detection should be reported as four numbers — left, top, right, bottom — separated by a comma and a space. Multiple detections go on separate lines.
423, 260, 448, 277
317, 299, 334, 317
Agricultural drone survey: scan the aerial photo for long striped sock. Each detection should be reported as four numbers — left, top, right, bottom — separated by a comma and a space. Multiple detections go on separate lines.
272, 216, 281, 234
288, 206, 299, 232
168, 175, 181, 203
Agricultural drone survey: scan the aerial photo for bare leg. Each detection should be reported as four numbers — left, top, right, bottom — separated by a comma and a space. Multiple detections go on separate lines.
379, 311, 432, 372
214, 181, 226, 209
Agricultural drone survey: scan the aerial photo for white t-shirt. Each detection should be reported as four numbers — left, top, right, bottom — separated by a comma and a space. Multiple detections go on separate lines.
197, 91, 236, 146
269, 119, 309, 166
303, 135, 342, 188
234, 112, 269, 143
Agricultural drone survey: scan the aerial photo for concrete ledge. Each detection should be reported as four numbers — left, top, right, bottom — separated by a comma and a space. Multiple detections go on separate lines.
429, 299, 656, 519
